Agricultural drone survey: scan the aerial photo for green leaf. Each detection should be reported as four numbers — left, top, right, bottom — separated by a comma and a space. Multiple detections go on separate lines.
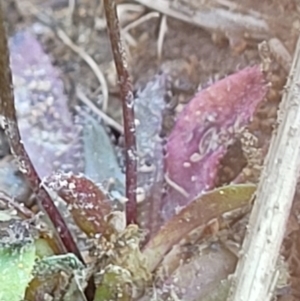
27, 252, 88, 301
94, 265, 132, 301
34, 238, 55, 258
0, 220, 36, 301
143, 184, 255, 272
83, 114, 125, 196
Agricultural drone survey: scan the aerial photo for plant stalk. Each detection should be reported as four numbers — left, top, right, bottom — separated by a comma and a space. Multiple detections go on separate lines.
103, 0, 137, 224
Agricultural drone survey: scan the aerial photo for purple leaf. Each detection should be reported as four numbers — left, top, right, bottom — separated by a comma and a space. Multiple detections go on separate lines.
9, 31, 82, 179
163, 66, 267, 220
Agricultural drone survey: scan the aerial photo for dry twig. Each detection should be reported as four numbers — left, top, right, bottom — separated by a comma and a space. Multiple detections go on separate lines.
53, 27, 110, 112
228, 35, 300, 301
76, 88, 124, 134
122, 11, 159, 33
157, 14, 167, 59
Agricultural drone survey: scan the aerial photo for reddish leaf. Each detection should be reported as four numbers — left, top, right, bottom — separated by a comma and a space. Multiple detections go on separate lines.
163, 66, 267, 220
44, 173, 112, 238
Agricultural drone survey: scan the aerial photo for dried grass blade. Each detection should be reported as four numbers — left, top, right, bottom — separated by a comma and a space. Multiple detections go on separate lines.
228, 35, 300, 301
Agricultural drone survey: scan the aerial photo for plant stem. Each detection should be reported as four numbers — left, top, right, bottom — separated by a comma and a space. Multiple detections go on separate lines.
0, 1, 82, 262
228, 35, 300, 301
103, 0, 137, 224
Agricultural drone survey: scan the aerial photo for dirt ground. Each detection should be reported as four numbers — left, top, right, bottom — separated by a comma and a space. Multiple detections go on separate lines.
1, 0, 300, 300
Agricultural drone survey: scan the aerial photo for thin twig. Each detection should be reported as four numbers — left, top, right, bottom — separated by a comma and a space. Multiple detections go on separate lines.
228, 35, 300, 301
117, 3, 149, 48
123, 31, 138, 48
121, 11, 159, 48
122, 11, 159, 33
117, 3, 145, 18
268, 38, 292, 73
76, 88, 124, 134
68, 0, 76, 17
55, 27, 109, 112
0, 191, 34, 219
103, 0, 137, 224
157, 14, 167, 60
67, 0, 76, 26
0, 1, 82, 260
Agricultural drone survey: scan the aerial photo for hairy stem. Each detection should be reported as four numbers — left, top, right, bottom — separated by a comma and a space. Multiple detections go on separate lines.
103, 0, 137, 224
0, 1, 82, 262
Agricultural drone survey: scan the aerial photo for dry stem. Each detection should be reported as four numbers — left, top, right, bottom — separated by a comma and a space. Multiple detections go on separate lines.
103, 0, 137, 224
228, 35, 300, 301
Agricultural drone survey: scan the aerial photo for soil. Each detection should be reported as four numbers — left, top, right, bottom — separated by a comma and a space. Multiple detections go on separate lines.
1, 0, 300, 300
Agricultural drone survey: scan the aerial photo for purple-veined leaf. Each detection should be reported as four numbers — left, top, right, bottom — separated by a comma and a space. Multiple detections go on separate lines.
163, 66, 266, 220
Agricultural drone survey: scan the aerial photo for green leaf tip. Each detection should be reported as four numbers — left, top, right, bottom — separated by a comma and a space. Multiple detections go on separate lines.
0, 221, 36, 301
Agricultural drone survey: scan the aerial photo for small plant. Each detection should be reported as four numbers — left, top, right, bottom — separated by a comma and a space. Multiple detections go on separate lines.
0, 0, 288, 300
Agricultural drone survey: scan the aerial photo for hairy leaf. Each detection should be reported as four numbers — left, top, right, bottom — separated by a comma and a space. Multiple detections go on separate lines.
163, 66, 266, 220
83, 114, 125, 196
27, 253, 87, 301
143, 184, 255, 272
44, 173, 112, 238
9, 31, 82, 179
0, 10, 80, 257
0, 157, 30, 202
135, 74, 169, 236
94, 265, 132, 301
